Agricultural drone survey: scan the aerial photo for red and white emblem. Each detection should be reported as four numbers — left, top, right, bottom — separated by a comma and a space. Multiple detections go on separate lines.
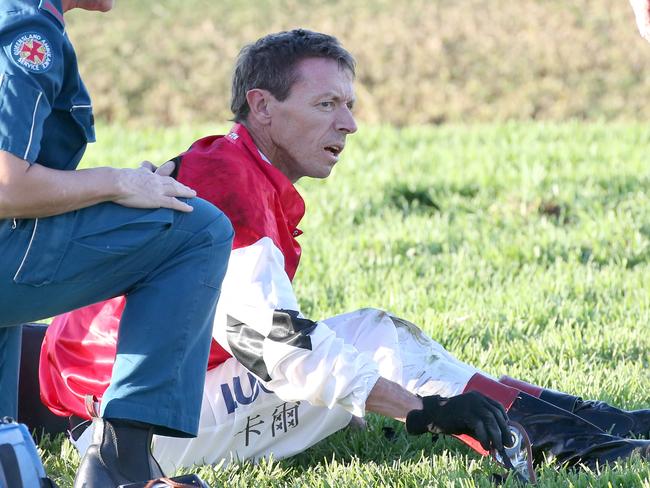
11, 32, 52, 73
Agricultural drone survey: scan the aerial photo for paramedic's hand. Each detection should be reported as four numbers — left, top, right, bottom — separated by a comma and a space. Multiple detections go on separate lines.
630, 0, 650, 42
112, 164, 195, 212
140, 160, 176, 176
405, 392, 511, 451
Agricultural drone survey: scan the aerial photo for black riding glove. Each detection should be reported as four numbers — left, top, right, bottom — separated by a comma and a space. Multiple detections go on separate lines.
405, 391, 511, 452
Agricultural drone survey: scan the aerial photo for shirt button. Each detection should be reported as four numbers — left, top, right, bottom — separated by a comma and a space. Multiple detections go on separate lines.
293, 230, 299, 236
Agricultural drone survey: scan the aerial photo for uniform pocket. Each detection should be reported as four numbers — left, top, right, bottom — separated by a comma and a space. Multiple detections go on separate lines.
70, 104, 96, 143
13, 204, 175, 286
51, 205, 175, 283
70, 212, 173, 256
12, 212, 75, 287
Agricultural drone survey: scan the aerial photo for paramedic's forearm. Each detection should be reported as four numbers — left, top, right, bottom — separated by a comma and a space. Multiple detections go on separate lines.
0, 150, 196, 219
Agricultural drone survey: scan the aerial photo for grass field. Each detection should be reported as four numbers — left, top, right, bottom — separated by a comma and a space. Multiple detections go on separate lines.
42, 122, 650, 487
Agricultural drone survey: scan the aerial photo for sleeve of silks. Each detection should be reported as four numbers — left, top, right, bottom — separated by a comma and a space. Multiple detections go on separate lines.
212, 236, 381, 417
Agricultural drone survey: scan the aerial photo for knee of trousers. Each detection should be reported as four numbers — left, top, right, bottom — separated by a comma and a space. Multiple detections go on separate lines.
183, 198, 232, 232
179, 198, 234, 245
183, 198, 234, 285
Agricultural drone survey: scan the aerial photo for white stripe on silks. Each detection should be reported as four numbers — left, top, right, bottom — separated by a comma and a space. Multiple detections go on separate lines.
24, 92, 43, 160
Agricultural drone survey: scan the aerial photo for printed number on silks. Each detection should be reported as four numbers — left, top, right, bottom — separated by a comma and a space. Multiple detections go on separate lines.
220, 372, 273, 414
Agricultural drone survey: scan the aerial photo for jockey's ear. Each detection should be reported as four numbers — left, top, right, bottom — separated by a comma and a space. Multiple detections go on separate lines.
245, 89, 274, 126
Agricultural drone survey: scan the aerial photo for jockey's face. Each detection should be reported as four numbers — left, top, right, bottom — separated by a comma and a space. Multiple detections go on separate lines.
265, 57, 357, 182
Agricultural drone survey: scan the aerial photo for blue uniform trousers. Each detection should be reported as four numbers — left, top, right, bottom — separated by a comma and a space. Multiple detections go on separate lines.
0, 198, 233, 437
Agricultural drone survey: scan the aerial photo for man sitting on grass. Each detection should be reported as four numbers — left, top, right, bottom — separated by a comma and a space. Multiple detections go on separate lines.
38, 29, 650, 477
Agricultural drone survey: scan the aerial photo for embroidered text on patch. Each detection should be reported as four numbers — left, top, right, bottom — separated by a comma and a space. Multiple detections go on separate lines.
11, 33, 53, 73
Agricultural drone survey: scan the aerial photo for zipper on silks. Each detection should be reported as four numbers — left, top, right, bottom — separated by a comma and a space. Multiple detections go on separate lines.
13, 218, 38, 280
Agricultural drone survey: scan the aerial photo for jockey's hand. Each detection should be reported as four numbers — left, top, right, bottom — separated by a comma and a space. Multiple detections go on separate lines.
405, 392, 511, 452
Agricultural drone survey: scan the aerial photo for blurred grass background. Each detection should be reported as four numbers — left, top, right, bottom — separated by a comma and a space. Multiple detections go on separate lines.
66, 0, 650, 127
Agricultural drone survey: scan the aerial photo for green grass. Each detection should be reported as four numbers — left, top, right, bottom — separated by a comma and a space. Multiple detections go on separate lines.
45, 122, 650, 487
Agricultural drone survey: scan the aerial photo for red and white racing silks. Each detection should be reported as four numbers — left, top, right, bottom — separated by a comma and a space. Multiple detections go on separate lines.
39, 124, 380, 420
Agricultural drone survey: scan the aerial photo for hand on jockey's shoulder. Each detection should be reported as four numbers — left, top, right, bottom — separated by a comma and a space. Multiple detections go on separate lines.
112, 162, 195, 212
405, 391, 511, 452
0, 151, 195, 218
630, 0, 650, 42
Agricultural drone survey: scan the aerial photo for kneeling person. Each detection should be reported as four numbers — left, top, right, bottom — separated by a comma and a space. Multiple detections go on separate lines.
38, 29, 650, 475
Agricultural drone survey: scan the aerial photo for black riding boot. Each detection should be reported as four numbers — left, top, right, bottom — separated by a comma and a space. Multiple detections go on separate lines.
500, 375, 650, 438
73, 418, 164, 488
508, 392, 650, 468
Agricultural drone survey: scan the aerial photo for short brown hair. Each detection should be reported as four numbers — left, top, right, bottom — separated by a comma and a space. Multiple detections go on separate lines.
231, 29, 355, 122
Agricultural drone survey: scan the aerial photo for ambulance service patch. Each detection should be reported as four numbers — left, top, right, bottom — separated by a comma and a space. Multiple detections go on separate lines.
11, 32, 52, 73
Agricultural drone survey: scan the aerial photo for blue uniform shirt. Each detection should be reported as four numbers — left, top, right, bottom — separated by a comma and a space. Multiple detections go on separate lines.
0, 0, 95, 170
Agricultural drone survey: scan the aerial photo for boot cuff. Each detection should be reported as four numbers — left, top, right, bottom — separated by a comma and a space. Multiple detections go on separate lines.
498, 375, 544, 398
464, 373, 519, 410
